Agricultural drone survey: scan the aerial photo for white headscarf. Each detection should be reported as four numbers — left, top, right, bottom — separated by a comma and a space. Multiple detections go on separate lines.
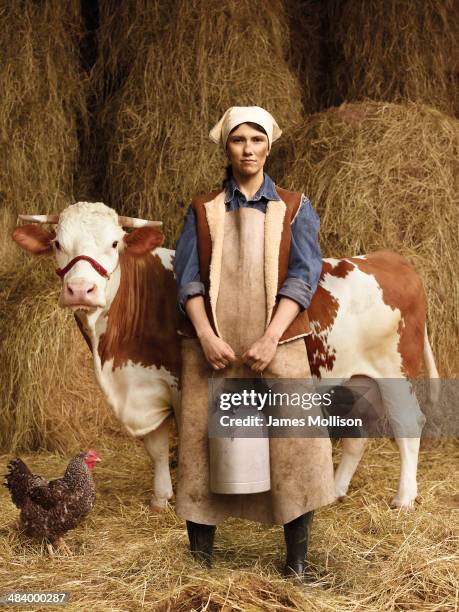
209, 106, 282, 149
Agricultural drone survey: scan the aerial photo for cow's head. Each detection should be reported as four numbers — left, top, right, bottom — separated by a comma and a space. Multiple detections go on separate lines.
12, 202, 164, 312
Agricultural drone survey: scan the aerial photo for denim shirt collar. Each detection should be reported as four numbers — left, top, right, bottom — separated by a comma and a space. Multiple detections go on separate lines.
224, 172, 281, 204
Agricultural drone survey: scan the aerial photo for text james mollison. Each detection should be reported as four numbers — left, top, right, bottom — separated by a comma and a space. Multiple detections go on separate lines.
219, 414, 363, 428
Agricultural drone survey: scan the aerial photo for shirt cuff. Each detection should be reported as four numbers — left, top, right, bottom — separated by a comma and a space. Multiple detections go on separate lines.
178, 281, 205, 316
277, 277, 312, 311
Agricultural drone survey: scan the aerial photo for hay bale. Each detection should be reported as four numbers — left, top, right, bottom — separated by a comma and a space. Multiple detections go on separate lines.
324, 0, 459, 117
93, 0, 305, 244
275, 101, 459, 376
0, 261, 118, 453
0, 1, 88, 216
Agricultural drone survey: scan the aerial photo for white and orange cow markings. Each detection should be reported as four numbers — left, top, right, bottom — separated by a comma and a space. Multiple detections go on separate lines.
306, 253, 438, 508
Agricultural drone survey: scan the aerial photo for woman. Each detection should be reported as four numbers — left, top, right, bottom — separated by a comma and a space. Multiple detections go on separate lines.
174, 106, 335, 579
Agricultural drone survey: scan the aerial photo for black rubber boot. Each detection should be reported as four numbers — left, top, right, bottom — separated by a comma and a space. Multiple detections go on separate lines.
283, 511, 314, 580
186, 520, 216, 567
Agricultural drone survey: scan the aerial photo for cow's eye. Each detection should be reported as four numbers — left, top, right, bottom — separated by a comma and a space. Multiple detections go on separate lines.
54, 240, 61, 250
112, 241, 119, 248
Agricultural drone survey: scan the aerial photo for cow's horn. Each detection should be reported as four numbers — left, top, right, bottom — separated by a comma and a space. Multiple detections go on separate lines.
118, 215, 163, 228
18, 214, 60, 224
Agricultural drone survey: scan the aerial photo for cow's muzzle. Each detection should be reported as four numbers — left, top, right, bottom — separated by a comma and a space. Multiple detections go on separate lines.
61, 278, 103, 310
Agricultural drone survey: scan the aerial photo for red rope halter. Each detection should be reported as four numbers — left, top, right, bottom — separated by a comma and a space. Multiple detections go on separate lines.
55, 255, 110, 279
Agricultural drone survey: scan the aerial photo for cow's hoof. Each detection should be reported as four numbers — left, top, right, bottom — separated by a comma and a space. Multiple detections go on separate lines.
149, 498, 168, 512
389, 497, 416, 510
334, 486, 349, 500
150, 501, 167, 513
149, 493, 174, 513
337, 495, 347, 503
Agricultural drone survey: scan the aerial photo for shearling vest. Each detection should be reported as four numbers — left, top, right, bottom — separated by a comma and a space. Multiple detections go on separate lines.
178, 186, 311, 344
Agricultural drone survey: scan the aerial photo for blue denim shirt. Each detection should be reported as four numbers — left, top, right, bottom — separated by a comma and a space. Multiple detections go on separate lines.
174, 173, 322, 316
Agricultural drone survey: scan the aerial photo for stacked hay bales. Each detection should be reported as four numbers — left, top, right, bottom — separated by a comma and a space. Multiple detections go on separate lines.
276, 101, 459, 376
324, 0, 459, 116
94, 0, 306, 244
0, 1, 114, 452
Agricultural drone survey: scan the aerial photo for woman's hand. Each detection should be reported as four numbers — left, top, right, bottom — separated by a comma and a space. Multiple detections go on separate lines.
242, 297, 301, 372
241, 331, 279, 373
198, 328, 237, 370
185, 296, 236, 369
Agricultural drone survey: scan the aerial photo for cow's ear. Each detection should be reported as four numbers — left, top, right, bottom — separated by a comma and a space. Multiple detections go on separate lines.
12, 224, 55, 254
123, 227, 164, 255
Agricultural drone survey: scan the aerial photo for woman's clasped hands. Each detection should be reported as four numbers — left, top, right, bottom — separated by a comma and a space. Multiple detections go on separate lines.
198, 328, 278, 373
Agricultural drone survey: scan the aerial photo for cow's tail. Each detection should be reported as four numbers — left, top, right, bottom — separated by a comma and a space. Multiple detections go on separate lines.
423, 324, 440, 405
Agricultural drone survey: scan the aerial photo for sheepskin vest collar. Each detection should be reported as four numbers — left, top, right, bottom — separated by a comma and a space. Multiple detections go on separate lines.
179, 186, 311, 344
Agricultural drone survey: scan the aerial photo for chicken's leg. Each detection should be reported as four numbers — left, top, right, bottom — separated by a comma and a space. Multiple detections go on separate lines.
53, 538, 73, 556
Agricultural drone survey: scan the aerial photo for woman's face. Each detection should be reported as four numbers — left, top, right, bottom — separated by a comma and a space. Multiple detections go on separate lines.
226, 123, 269, 178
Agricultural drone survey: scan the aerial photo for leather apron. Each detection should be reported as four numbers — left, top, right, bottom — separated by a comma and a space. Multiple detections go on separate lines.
175, 208, 335, 525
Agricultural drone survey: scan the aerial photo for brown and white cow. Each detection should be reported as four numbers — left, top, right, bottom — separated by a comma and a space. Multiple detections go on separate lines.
12, 201, 439, 510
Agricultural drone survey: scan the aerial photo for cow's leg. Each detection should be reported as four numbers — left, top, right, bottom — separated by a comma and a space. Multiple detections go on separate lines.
143, 416, 173, 512
376, 379, 425, 509
334, 437, 368, 499
333, 374, 380, 499
390, 437, 420, 509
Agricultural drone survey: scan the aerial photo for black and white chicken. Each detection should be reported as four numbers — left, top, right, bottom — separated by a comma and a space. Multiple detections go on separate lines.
4, 449, 100, 555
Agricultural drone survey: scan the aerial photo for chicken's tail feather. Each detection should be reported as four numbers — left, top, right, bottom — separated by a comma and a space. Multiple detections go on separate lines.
4, 458, 33, 508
